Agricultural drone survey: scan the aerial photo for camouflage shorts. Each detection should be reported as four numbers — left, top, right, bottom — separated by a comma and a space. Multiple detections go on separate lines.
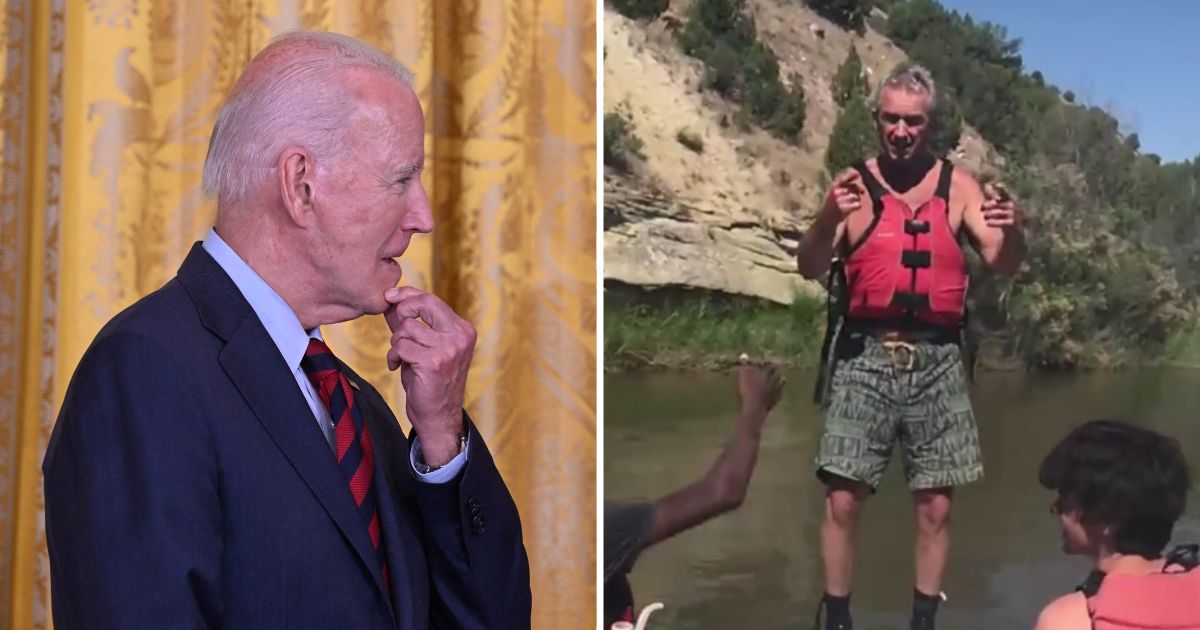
815, 335, 983, 491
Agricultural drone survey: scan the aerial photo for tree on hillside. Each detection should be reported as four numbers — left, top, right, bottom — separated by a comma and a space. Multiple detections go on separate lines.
831, 47, 867, 106
806, 0, 870, 33
826, 96, 877, 173
679, 0, 754, 53
928, 89, 963, 157
1123, 133, 1140, 153
604, 109, 644, 173
767, 76, 806, 141
609, 0, 669, 20
677, 0, 807, 143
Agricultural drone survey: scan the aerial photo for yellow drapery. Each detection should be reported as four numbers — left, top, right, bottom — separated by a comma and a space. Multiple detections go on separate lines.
0, 1, 596, 628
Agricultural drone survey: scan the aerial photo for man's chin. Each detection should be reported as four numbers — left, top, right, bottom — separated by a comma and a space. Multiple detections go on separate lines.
362, 297, 391, 317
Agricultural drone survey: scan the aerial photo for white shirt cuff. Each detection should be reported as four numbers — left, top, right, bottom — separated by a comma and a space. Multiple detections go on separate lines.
409, 433, 469, 484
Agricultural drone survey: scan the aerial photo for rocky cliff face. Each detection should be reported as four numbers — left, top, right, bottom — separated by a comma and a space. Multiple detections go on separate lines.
604, 177, 811, 303
603, 1, 1000, 304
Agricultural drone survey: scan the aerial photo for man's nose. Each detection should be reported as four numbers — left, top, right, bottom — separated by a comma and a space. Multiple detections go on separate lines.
407, 181, 435, 234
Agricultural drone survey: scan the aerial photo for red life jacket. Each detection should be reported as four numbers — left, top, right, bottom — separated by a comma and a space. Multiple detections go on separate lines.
1080, 547, 1200, 630
841, 159, 967, 329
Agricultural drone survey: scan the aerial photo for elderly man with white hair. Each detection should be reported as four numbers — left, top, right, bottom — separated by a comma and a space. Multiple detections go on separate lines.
43, 31, 531, 630
796, 65, 1026, 630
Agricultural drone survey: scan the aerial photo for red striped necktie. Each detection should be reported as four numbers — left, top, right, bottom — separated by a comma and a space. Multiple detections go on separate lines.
300, 338, 389, 588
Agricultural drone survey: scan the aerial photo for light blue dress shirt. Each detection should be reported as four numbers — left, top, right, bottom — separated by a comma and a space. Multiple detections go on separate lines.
202, 228, 466, 483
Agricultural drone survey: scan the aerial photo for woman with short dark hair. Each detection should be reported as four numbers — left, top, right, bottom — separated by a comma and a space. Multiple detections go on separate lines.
1035, 419, 1199, 629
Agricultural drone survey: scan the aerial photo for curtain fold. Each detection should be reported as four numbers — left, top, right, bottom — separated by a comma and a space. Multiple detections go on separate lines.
1, 1, 595, 628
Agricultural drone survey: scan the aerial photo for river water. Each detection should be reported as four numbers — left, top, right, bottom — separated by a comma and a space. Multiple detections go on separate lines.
605, 368, 1200, 629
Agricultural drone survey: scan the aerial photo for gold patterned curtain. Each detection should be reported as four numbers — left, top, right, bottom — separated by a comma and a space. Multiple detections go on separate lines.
0, 1, 596, 628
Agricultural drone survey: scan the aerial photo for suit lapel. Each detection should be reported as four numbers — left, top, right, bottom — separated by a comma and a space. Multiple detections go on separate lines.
177, 243, 395, 622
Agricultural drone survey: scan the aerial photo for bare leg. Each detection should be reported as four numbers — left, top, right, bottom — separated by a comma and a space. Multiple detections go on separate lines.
821, 478, 872, 596
912, 487, 953, 596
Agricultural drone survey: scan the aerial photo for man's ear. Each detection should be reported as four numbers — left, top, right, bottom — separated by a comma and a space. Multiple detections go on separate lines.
278, 146, 317, 226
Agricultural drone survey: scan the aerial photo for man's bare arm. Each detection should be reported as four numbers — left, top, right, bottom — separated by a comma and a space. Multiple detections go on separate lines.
961, 173, 1025, 275
644, 365, 784, 546
798, 213, 845, 280
797, 169, 864, 279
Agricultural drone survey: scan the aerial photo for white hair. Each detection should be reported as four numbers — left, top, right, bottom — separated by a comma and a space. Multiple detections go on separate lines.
876, 64, 937, 110
202, 31, 415, 204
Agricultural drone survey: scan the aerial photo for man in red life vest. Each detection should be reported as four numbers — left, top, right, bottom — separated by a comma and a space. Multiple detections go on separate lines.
795, 65, 1026, 630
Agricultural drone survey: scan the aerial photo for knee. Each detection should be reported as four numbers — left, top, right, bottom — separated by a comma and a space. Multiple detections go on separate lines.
826, 488, 866, 527
914, 490, 952, 532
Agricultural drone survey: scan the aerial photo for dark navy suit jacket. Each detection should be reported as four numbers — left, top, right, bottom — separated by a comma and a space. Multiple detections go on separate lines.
43, 244, 531, 629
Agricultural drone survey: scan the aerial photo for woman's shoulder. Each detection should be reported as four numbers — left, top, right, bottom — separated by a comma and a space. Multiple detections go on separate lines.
1034, 591, 1091, 630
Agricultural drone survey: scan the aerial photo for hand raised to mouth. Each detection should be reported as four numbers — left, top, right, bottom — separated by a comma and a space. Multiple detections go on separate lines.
383, 286, 476, 465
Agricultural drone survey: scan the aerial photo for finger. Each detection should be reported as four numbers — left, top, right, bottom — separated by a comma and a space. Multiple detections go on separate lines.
391, 318, 439, 348
387, 338, 432, 371
982, 196, 1009, 211
834, 169, 861, 186
385, 293, 455, 333
983, 183, 998, 201
984, 214, 1014, 227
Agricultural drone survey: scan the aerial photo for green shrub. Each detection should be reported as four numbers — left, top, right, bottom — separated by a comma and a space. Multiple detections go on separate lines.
805, 0, 870, 33
608, 0, 669, 20
677, 0, 807, 143
825, 96, 876, 173
604, 109, 644, 172
831, 47, 867, 106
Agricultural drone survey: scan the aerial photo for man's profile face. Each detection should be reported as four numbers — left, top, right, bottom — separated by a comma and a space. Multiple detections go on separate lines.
876, 87, 932, 161
307, 68, 432, 319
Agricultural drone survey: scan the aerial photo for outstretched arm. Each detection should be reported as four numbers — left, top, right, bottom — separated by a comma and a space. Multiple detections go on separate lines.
644, 365, 785, 546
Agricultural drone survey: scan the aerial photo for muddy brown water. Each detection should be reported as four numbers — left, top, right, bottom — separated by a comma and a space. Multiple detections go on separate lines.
605, 368, 1200, 629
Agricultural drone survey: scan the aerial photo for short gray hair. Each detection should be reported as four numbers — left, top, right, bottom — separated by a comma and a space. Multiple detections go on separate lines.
875, 64, 937, 111
202, 31, 415, 204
